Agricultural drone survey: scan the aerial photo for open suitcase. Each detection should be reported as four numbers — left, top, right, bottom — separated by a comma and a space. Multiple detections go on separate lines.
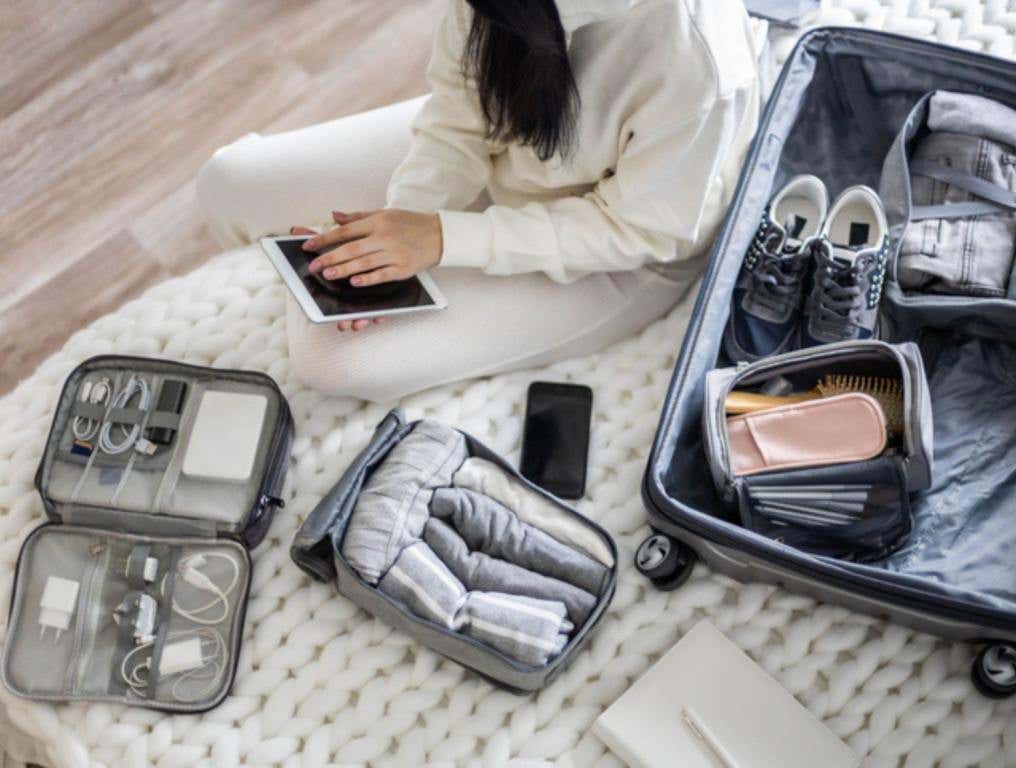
640, 28, 1016, 698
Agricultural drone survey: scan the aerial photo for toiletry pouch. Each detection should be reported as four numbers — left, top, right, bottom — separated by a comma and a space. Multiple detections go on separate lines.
726, 393, 888, 476
3, 355, 294, 712
702, 341, 933, 559
291, 410, 618, 693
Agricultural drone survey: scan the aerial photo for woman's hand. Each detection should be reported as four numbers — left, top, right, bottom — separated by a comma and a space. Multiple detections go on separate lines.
287, 223, 384, 332
303, 209, 443, 287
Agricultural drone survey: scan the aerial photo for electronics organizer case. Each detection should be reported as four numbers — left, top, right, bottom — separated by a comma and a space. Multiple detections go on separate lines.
291, 410, 618, 693
2, 355, 294, 712
642, 29, 1016, 651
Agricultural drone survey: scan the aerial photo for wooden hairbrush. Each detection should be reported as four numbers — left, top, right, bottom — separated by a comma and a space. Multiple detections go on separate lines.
725, 374, 905, 439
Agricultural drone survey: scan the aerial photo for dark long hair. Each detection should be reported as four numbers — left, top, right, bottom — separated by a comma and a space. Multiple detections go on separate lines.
463, 0, 579, 161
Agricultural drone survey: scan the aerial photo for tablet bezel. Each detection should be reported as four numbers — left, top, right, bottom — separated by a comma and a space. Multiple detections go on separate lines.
260, 235, 448, 323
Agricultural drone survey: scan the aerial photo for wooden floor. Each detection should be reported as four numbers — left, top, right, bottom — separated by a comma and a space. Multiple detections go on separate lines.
0, 0, 441, 396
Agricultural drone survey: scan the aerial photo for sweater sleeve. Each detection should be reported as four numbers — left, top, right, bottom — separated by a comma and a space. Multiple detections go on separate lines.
385, 1, 494, 213
438, 84, 756, 283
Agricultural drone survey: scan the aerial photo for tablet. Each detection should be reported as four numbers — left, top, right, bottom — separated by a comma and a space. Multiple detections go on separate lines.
260, 235, 448, 323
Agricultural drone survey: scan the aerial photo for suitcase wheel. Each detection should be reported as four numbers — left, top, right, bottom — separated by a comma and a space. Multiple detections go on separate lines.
635, 533, 695, 592
972, 643, 1016, 699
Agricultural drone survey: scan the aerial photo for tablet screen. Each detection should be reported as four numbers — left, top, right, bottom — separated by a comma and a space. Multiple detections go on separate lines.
277, 238, 438, 316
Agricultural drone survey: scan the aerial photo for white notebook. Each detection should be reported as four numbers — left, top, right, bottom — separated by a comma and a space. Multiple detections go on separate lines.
593, 621, 859, 768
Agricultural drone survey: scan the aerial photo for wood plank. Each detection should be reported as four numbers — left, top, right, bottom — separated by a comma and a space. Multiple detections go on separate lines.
0, 42, 312, 312
0, 0, 296, 217
0, 0, 156, 119
0, 230, 167, 394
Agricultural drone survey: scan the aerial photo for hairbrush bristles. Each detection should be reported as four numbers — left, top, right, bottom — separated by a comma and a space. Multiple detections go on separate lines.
817, 374, 904, 438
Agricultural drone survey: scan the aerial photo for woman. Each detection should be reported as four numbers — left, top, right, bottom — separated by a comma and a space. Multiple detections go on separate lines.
198, 0, 760, 402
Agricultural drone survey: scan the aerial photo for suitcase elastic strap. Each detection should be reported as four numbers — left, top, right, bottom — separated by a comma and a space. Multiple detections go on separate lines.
910, 160, 1016, 220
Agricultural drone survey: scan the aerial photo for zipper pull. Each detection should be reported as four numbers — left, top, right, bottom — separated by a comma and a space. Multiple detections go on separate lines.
260, 494, 286, 510
735, 361, 750, 373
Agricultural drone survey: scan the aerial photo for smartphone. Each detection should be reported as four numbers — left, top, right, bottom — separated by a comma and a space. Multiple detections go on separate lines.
520, 381, 593, 499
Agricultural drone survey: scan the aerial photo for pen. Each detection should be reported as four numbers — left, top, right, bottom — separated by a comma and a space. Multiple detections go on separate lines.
682, 706, 738, 768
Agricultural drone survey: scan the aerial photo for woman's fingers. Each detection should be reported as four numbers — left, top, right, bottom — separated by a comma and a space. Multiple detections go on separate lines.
352, 266, 403, 286
310, 236, 386, 273
290, 226, 318, 235
322, 253, 385, 281
336, 317, 385, 332
332, 210, 372, 224
303, 218, 373, 253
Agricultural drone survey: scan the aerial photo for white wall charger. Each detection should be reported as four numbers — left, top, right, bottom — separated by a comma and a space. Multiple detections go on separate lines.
158, 637, 206, 677
39, 576, 80, 641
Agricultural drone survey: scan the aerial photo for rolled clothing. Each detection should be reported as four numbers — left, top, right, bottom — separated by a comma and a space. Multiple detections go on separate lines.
342, 420, 468, 584
453, 457, 615, 567
430, 486, 609, 595
424, 517, 597, 626
379, 541, 572, 667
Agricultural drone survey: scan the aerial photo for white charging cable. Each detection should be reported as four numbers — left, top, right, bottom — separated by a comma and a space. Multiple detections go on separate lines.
98, 375, 152, 455
72, 377, 112, 442
120, 627, 227, 703
162, 552, 240, 626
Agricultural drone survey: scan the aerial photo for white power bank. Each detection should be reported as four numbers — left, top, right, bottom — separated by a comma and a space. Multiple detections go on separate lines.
593, 621, 859, 768
182, 391, 267, 481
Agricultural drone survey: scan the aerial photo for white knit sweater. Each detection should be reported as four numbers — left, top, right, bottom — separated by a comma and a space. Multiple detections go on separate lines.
385, 0, 761, 283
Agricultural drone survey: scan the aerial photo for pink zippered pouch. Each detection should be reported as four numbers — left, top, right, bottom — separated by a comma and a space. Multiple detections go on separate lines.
726, 393, 888, 476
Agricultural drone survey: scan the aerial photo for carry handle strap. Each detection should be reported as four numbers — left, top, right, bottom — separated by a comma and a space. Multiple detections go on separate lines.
911, 160, 1016, 217
910, 200, 1007, 221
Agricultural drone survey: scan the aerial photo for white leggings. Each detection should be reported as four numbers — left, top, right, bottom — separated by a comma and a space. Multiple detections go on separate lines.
197, 97, 694, 402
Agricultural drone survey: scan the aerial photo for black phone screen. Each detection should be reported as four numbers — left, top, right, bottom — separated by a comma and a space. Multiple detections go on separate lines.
520, 381, 592, 499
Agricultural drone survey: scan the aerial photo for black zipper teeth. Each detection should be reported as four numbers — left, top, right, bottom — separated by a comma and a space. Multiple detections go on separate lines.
644, 28, 1016, 631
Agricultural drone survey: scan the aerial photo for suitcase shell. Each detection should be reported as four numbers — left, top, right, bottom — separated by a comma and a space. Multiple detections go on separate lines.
642, 27, 1016, 648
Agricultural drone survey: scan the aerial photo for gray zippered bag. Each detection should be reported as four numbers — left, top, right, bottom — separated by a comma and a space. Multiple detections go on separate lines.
291, 410, 617, 693
2, 355, 293, 712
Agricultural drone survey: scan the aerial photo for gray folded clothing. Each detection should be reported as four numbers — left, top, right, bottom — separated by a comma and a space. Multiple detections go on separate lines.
424, 517, 597, 626
900, 90, 1016, 297
379, 541, 572, 667
430, 486, 609, 595
342, 421, 468, 584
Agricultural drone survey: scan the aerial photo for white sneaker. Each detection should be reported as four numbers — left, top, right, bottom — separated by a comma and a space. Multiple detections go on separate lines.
723, 174, 829, 361
800, 185, 889, 347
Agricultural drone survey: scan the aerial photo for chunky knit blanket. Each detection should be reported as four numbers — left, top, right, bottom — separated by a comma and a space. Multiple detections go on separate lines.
3, 4, 1016, 766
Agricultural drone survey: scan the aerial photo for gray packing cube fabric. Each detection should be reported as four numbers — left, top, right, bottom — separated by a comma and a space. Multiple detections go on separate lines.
292, 410, 618, 692
641, 26, 1016, 688
888, 91, 1016, 296
3, 355, 293, 712
880, 90, 1016, 340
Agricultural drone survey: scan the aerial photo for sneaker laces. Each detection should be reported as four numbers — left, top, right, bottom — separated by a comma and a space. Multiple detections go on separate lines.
750, 235, 809, 312
812, 242, 863, 323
